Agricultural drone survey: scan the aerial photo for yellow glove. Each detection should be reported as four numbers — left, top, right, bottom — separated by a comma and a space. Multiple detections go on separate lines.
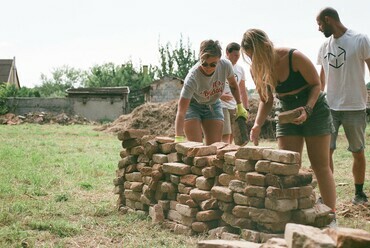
175, 135, 185, 143
236, 103, 248, 119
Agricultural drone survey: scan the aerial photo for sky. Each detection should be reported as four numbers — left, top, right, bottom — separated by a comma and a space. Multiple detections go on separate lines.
1, 0, 370, 89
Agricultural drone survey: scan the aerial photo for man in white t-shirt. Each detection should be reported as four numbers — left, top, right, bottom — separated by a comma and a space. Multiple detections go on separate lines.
317, 7, 370, 205
220, 42, 249, 144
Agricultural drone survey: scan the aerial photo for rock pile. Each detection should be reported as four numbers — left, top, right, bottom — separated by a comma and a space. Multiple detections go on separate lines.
114, 129, 340, 240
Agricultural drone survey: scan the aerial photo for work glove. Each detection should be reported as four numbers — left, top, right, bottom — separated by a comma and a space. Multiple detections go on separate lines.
175, 135, 186, 143
236, 103, 248, 119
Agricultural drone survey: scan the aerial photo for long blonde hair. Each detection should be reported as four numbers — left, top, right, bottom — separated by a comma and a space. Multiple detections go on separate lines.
241, 29, 277, 102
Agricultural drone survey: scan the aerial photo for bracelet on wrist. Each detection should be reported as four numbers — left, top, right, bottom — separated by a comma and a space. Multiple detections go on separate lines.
303, 105, 313, 117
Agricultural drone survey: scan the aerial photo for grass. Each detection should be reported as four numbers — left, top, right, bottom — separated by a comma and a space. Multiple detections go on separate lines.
0, 124, 369, 247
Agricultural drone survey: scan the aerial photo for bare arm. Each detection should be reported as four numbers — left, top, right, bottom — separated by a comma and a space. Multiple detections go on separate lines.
319, 67, 326, 91
227, 75, 241, 104
250, 90, 274, 146
239, 79, 249, 109
175, 97, 191, 136
293, 50, 321, 110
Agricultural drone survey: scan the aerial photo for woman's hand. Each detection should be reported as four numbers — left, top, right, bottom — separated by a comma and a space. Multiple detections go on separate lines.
292, 106, 308, 125
250, 124, 262, 146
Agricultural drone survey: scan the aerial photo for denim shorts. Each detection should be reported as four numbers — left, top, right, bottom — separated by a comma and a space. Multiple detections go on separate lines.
276, 92, 335, 137
185, 99, 224, 121
330, 109, 367, 152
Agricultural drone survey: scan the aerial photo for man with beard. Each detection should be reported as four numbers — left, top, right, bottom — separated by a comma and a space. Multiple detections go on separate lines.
317, 7, 370, 205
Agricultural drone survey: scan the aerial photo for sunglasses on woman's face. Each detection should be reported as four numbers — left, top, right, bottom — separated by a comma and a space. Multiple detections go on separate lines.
201, 62, 217, 68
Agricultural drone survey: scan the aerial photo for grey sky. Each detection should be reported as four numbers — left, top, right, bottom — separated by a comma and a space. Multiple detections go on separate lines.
1, 0, 369, 89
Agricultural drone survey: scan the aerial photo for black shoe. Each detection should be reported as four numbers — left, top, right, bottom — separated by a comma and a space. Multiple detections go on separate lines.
352, 192, 368, 205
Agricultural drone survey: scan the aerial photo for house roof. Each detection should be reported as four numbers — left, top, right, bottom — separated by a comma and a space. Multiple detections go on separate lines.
66, 87, 130, 97
0, 59, 13, 83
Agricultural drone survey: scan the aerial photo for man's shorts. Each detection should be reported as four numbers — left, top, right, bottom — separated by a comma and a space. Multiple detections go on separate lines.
330, 109, 367, 152
185, 99, 224, 121
276, 92, 334, 137
222, 108, 236, 135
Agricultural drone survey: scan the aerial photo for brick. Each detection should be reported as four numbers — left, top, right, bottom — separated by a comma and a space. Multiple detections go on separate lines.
246, 172, 266, 186
196, 210, 222, 222
255, 160, 271, 174
262, 149, 300, 164
163, 162, 191, 175
224, 151, 237, 165
155, 136, 174, 144
202, 166, 221, 178
235, 159, 256, 172
244, 185, 266, 198
211, 186, 233, 202
175, 141, 203, 155
121, 138, 141, 149
218, 173, 237, 186
285, 223, 335, 248
187, 145, 217, 157
265, 198, 298, 212
152, 153, 168, 164
270, 162, 300, 176
266, 186, 313, 199
235, 146, 272, 160
196, 176, 215, 191
117, 129, 149, 141
180, 174, 198, 186
216, 144, 240, 159
167, 152, 181, 162
190, 188, 212, 202
265, 171, 312, 188
229, 180, 246, 193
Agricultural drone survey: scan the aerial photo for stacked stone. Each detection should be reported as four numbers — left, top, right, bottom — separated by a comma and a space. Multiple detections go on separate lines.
114, 130, 333, 243
229, 146, 332, 243
163, 141, 234, 235
114, 129, 151, 213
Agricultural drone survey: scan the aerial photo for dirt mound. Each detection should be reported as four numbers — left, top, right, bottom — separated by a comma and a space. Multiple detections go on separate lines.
97, 100, 178, 136
99, 98, 277, 139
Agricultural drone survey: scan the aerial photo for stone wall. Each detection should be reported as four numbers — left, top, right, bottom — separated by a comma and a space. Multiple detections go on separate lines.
114, 129, 336, 244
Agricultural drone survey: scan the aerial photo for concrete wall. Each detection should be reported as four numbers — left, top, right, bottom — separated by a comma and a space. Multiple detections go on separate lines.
6, 96, 129, 122
150, 77, 182, 103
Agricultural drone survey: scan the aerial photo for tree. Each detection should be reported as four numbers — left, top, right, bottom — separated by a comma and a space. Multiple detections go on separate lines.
83, 61, 156, 90
157, 35, 197, 79
366, 82, 370, 89
36, 65, 86, 97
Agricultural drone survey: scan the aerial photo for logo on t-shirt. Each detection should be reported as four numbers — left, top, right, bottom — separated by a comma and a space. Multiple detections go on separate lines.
202, 81, 225, 99
324, 46, 346, 69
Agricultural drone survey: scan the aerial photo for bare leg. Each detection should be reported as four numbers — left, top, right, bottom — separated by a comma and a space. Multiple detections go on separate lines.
352, 150, 366, 184
222, 134, 232, 143
184, 119, 203, 143
306, 135, 336, 211
202, 119, 223, 145
329, 149, 335, 173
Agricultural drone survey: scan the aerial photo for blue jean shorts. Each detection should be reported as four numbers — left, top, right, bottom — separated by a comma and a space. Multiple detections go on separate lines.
330, 109, 367, 152
185, 99, 224, 121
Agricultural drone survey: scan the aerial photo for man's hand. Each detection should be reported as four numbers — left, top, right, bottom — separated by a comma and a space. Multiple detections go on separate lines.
236, 103, 248, 119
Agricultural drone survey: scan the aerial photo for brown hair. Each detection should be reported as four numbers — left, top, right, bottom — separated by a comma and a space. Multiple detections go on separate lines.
199, 40, 222, 64
241, 28, 277, 102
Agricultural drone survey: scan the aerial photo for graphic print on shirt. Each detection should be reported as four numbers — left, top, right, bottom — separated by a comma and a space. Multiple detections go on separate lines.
202, 81, 225, 99
324, 46, 346, 69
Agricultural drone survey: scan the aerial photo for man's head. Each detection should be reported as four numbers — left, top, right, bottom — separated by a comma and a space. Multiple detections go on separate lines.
316, 7, 341, 38
226, 42, 241, 65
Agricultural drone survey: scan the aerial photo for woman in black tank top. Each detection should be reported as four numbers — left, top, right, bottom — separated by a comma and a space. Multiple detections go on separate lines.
240, 29, 336, 219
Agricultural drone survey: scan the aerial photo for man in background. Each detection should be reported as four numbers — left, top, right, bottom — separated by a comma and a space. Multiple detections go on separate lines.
220, 42, 249, 144
317, 7, 370, 204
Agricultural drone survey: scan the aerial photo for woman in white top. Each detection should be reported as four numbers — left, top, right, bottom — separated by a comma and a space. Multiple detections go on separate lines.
175, 40, 248, 145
